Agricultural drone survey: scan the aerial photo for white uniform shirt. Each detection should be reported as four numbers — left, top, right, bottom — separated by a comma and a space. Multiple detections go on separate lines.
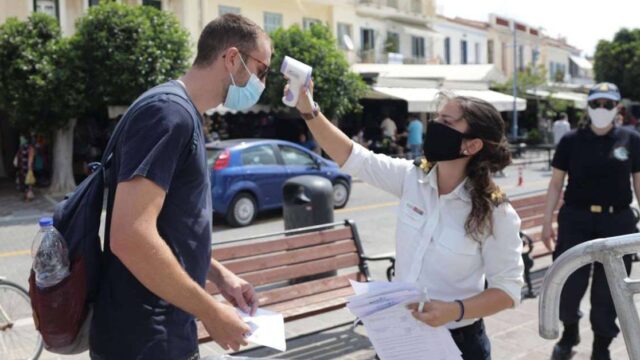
342, 143, 524, 329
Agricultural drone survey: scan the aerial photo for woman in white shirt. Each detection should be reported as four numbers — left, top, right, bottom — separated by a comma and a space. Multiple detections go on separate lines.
292, 82, 524, 360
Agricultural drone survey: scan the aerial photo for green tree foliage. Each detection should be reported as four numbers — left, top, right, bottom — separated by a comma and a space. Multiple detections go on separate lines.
594, 28, 640, 101
493, 64, 547, 97
74, 2, 191, 107
0, 13, 84, 132
262, 23, 368, 120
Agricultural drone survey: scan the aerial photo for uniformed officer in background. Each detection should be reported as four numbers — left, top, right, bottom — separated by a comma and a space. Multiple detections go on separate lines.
542, 82, 640, 360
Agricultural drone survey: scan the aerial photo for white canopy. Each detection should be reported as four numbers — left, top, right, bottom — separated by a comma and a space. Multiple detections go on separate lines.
370, 87, 527, 112
205, 104, 272, 116
526, 89, 588, 109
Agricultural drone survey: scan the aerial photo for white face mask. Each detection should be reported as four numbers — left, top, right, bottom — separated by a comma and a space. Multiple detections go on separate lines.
588, 107, 617, 129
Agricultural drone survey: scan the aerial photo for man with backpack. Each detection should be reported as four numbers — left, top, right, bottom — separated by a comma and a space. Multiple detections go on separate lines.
90, 14, 272, 359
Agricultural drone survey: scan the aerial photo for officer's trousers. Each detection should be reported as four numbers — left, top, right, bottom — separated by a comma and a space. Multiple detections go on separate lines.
554, 205, 635, 338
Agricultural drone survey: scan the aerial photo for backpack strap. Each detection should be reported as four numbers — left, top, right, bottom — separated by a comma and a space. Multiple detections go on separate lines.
100, 81, 202, 171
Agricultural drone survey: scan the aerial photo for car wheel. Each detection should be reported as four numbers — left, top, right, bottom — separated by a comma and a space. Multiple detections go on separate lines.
226, 193, 257, 227
332, 180, 350, 209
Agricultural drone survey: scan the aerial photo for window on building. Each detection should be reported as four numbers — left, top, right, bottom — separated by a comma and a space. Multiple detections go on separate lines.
411, 0, 422, 13
518, 45, 524, 71
142, 0, 162, 9
411, 36, 425, 59
218, 5, 240, 16
487, 39, 494, 64
444, 37, 451, 64
303, 17, 321, 30
460, 40, 468, 64
263, 12, 282, 33
88, 0, 100, 6
549, 62, 556, 80
337, 23, 353, 50
532, 48, 539, 65
386, 32, 400, 53
387, 0, 398, 8
361, 28, 375, 51
474, 43, 480, 64
34, 0, 58, 18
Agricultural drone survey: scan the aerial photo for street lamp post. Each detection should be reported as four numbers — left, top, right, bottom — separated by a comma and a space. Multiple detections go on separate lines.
512, 22, 518, 140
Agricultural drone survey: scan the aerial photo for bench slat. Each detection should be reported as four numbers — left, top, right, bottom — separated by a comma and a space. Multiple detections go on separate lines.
213, 227, 354, 261
520, 213, 558, 230
220, 240, 358, 275
258, 272, 364, 307
206, 253, 361, 293
266, 286, 355, 317
196, 287, 355, 343
510, 194, 548, 208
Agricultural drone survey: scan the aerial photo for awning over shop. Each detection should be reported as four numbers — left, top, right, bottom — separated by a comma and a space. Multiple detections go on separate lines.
370, 87, 526, 112
205, 104, 272, 116
525, 89, 588, 109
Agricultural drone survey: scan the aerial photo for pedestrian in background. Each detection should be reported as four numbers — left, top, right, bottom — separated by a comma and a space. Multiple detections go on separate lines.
553, 112, 571, 146
291, 81, 524, 359
542, 82, 640, 360
13, 134, 35, 201
406, 114, 424, 159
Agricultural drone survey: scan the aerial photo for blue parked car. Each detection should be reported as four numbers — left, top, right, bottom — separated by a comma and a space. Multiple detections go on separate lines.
207, 139, 352, 227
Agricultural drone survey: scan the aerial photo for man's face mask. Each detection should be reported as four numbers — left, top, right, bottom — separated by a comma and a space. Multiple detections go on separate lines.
588, 99, 617, 129
224, 55, 265, 111
423, 121, 475, 162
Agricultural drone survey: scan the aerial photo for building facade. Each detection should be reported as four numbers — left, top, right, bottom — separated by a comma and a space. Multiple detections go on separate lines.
432, 15, 488, 65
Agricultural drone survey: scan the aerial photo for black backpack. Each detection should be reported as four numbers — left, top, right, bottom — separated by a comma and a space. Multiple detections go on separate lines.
28, 81, 202, 354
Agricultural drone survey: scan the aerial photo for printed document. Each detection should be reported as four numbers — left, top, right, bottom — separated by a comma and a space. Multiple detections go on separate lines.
347, 281, 461, 360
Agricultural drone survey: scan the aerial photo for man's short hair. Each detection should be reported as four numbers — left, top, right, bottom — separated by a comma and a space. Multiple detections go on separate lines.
193, 13, 266, 67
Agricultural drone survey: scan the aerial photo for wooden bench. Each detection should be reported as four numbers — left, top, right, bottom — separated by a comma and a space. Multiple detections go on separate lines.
196, 219, 395, 344
511, 193, 560, 298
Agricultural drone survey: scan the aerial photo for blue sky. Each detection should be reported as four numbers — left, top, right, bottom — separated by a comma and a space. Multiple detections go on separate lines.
438, 0, 639, 56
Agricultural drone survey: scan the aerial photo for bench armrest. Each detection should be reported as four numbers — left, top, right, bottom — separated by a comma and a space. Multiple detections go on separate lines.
361, 252, 396, 281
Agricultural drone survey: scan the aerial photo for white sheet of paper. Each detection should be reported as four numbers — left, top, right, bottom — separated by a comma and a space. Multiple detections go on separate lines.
362, 304, 462, 360
236, 308, 286, 352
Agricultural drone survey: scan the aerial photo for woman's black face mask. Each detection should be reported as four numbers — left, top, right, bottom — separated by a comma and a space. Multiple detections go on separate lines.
423, 120, 475, 162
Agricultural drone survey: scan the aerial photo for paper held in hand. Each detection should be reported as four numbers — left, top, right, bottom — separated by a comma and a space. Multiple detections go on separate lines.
236, 308, 286, 352
347, 280, 462, 360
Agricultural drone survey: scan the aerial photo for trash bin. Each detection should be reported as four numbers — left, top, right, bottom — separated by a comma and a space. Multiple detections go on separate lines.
283, 176, 335, 283
282, 175, 334, 230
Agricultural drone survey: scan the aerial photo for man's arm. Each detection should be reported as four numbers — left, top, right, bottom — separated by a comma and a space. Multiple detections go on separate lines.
110, 176, 250, 351
542, 168, 566, 251
633, 173, 640, 208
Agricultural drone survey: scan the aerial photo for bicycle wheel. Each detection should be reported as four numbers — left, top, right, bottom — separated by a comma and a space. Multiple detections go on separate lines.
0, 280, 43, 360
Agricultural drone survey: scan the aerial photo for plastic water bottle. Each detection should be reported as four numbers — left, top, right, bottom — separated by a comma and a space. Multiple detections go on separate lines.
31, 217, 70, 288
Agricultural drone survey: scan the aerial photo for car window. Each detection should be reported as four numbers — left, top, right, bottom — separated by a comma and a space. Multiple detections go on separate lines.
280, 146, 316, 167
241, 145, 278, 166
206, 148, 224, 167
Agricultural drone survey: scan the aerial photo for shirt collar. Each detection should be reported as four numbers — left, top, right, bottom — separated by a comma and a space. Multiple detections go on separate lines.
422, 165, 471, 202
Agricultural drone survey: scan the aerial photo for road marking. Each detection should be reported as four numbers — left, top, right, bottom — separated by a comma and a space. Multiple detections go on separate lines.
336, 201, 399, 214
0, 249, 30, 258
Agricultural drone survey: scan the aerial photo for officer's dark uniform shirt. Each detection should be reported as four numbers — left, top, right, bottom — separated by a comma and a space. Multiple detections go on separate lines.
552, 126, 640, 208
90, 81, 212, 360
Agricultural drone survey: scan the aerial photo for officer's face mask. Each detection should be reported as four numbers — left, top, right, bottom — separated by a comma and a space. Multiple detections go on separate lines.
423, 121, 475, 162
588, 100, 617, 129
224, 55, 265, 111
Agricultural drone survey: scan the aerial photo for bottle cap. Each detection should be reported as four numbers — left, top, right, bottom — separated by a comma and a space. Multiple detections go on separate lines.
39, 217, 53, 227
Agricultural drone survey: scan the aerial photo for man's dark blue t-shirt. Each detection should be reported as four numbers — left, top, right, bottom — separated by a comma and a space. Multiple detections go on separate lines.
90, 81, 212, 360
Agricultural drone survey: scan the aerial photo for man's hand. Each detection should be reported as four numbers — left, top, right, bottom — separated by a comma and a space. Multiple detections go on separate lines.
542, 221, 556, 252
218, 268, 258, 316
407, 300, 460, 328
202, 301, 251, 351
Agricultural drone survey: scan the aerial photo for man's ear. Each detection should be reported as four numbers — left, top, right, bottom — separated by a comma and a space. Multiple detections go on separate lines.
223, 47, 240, 73
463, 138, 483, 156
